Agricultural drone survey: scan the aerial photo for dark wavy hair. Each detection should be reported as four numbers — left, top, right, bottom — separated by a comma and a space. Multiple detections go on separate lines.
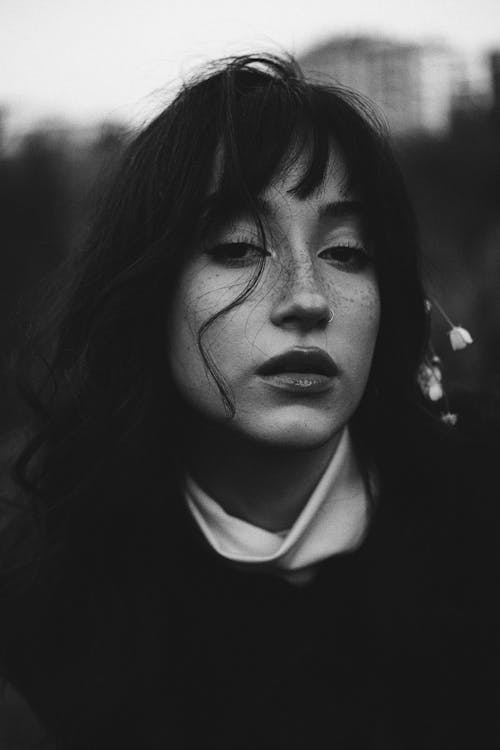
2, 52, 431, 585
0, 50, 439, 745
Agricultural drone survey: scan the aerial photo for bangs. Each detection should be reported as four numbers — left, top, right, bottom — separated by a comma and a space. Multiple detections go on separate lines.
206, 56, 385, 208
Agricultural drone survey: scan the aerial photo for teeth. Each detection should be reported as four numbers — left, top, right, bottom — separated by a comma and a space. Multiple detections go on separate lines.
287, 375, 321, 385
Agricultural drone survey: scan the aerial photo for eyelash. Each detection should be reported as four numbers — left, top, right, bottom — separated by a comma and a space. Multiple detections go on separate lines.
204, 239, 270, 268
204, 240, 372, 270
318, 243, 372, 270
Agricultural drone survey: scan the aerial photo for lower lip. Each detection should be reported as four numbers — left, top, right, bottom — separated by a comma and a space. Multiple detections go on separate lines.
259, 372, 335, 394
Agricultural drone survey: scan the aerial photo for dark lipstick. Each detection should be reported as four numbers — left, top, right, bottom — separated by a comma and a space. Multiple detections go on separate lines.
257, 347, 338, 394
258, 347, 338, 377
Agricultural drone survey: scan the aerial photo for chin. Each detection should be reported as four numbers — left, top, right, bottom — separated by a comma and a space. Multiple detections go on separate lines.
236, 413, 344, 452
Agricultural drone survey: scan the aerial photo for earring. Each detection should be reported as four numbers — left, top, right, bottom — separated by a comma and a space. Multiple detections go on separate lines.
327, 308, 334, 323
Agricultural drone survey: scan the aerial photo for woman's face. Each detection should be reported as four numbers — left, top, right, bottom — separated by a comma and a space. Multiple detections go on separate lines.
167, 146, 380, 450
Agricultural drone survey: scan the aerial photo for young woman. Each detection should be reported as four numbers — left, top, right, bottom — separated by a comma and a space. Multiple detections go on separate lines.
0, 53, 498, 749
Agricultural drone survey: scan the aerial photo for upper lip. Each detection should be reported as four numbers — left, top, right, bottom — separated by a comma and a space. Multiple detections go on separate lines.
257, 347, 338, 377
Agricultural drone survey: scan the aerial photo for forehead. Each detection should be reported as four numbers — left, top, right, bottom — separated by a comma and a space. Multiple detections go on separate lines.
272, 143, 351, 197
201, 142, 360, 231
263, 149, 355, 219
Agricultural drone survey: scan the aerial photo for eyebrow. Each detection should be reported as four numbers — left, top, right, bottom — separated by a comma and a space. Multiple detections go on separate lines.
315, 199, 363, 220
199, 192, 364, 231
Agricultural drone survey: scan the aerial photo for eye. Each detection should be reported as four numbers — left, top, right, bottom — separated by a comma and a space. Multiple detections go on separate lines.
318, 243, 372, 271
205, 242, 269, 268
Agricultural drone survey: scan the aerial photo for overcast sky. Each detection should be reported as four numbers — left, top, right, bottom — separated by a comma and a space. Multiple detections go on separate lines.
2, 0, 499, 132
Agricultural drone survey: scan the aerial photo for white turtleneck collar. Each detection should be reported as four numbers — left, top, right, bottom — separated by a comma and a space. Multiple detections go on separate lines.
184, 428, 372, 585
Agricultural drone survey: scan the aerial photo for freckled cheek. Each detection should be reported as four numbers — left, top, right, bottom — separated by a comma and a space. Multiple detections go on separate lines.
334, 282, 381, 351
358, 288, 381, 334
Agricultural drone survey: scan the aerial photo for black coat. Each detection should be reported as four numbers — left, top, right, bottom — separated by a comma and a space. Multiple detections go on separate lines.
1, 403, 499, 749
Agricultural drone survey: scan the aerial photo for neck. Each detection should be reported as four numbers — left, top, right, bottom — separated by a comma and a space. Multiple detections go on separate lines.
181, 418, 343, 533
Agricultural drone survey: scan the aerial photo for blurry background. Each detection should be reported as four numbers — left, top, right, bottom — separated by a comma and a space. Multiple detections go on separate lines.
1, 0, 499, 433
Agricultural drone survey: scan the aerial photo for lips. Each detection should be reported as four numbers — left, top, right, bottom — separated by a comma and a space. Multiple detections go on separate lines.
258, 347, 338, 377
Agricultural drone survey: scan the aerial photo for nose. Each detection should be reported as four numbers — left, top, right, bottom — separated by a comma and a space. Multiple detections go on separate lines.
270, 255, 331, 331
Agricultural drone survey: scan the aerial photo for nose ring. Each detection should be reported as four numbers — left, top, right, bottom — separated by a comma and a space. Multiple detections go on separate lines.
327, 308, 334, 324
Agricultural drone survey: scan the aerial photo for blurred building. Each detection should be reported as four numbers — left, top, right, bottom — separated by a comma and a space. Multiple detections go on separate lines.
299, 36, 462, 135
490, 51, 500, 122
0, 106, 6, 155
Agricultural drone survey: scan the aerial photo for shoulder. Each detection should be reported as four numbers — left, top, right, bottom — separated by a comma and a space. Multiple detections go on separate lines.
449, 387, 500, 448
407, 388, 500, 484
374, 391, 500, 567
407, 391, 500, 585
439, 388, 500, 498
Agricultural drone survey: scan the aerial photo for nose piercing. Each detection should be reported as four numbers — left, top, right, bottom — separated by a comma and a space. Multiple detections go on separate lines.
327, 308, 334, 323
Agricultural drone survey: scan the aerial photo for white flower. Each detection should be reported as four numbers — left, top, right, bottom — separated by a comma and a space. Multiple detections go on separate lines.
417, 362, 443, 401
449, 326, 473, 351
441, 412, 458, 426
428, 381, 444, 401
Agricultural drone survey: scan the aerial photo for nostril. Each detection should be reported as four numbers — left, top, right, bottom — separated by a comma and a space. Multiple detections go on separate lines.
271, 292, 332, 329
